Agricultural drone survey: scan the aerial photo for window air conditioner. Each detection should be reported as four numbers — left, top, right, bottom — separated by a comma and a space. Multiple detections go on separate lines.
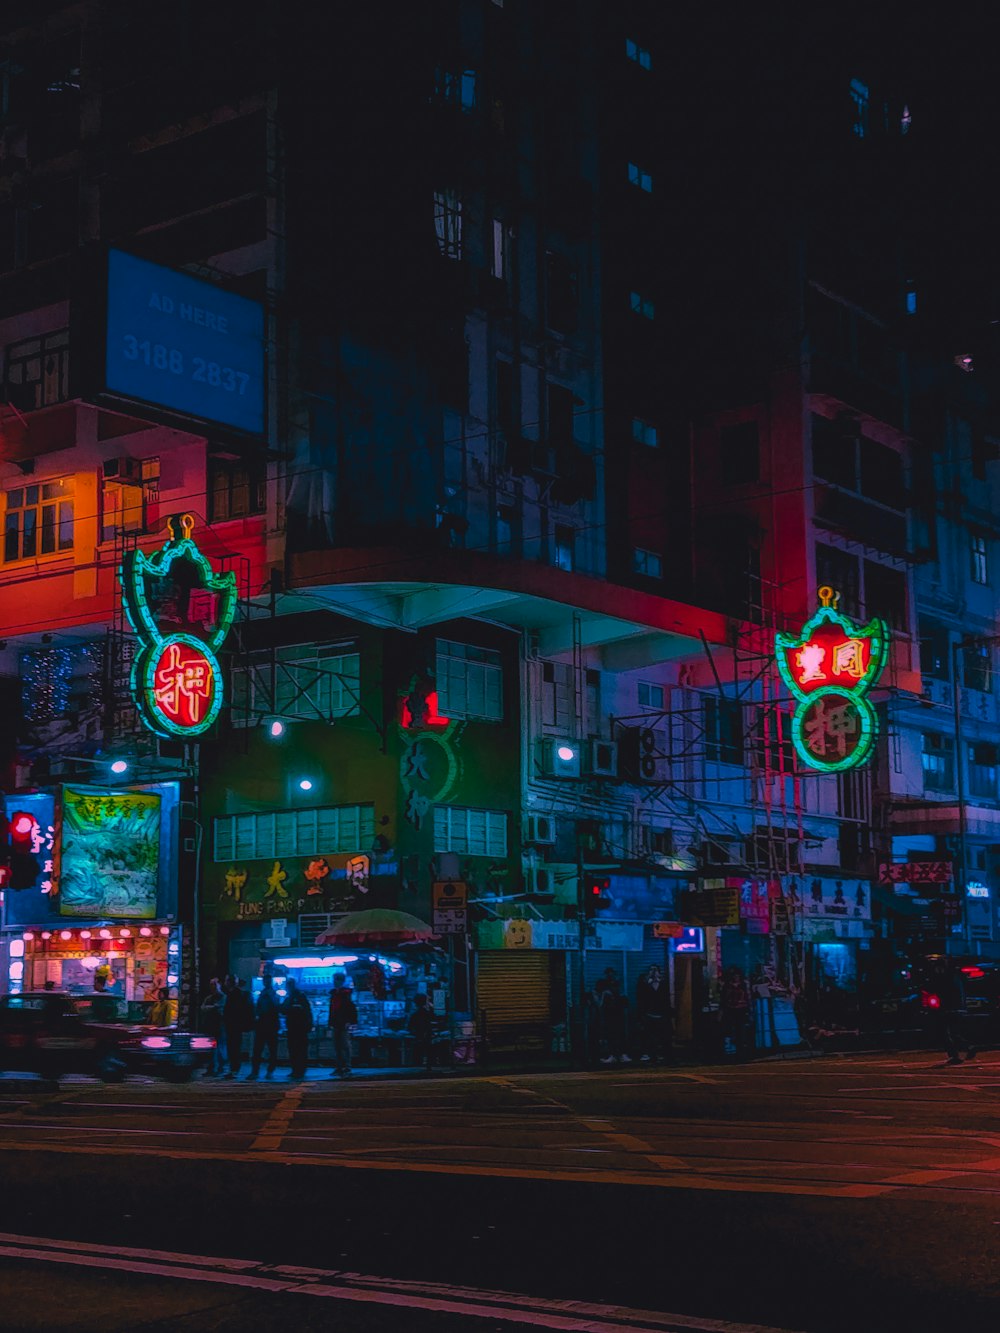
586, 739, 619, 778
539, 737, 582, 778
525, 814, 557, 845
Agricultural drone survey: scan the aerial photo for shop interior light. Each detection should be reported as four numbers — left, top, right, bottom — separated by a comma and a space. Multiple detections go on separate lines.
159, 926, 170, 936
119, 928, 131, 938
167, 972, 179, 985
9, 961, 23, 981
9, 940, 24, 959
110, 759, 129, 775
80, 930, 91, 940
278, 955, 360, 969
59, 930, 72, 941
556, 744, 577, 762
139, 926, 152, 937
297, 778, 314, 792
40, 931, 52, 940
80, 957, 101, 970
267, 719, 285, 739
22, 932, 33, 942
99, 928, 112, 939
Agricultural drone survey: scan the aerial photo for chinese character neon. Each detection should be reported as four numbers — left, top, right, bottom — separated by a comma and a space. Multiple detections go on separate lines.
831, 638, 867, 679
795, 642, 827, 684
153, 641, 213, 727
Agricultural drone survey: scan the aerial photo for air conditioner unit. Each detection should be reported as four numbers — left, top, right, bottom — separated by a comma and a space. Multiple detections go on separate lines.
525, 813, 557, 845
620, 726, 670, 783
525, 862, 554, 895
539, 737, 581, 778
586, 739, 619, 779
102, 457, 141, 484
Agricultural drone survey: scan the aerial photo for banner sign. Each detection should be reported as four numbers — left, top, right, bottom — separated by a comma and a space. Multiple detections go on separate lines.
60, 788, 161, 919
878, 861, 954, 885
682, 883, 741, 927
783, 876, 872, 921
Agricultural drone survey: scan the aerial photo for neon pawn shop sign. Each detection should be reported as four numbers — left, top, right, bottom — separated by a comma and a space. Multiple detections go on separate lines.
775, 586, 888, 773
119, 513, 237, 739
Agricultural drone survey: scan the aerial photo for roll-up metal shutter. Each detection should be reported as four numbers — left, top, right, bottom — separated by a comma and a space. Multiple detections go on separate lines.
476, 952, 550, 1032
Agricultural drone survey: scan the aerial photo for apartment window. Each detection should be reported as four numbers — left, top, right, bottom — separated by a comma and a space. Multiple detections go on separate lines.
553, 525, 574, 571
436, 639, 503, 722
970, 742, 998, 800
921, 733, 953, 792
101, 477, 143, 543
433, 68, 477, 112
627, 161, 653, 193
971, 533, 989, 586
632, 547, 662, 579
433, 189, 462, 259
811, 413, 857, 490
233, 645, 361, 724
3, 478, 73, 563
433, 805, 508, 857
629, 290, 655, 320
4, 328, 70, 410
919, 622, 950, 682
704, 696, 744, 765
545, 252, 578, 333
208, 459, 265, 522
964, 641, 993, 694
631, 416, 658, 447
214, 804, 374, 861
864, 561, 908, 632
719, 420, 759, 485
815, 543, 860, 619
542, 660, 599, 732
625, 38, 651, 70
491, 218, 513, 281
906, 288, 918, 315
850, 77, 869, 138
638, 681, 664, 711
860, 439, 904, 508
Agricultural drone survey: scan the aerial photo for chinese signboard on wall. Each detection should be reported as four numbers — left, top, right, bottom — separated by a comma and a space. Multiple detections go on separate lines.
1, 792, 58, 923
60, 788, 161, 919
775, 586, 888, 773
119, 513, 237, 739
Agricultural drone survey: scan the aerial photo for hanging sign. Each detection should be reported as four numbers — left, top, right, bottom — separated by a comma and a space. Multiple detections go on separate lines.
775, 586, 888, 773
119, 513, 237, 739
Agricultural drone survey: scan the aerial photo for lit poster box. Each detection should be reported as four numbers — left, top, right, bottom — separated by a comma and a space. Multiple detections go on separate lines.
103, 249, 265, 435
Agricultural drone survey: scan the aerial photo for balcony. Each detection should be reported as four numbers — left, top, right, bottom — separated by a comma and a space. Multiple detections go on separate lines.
813, 483, 909, 558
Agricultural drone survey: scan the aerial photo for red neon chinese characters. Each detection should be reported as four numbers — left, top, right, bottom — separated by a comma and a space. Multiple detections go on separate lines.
783, 622, 873, 695
151, 640, 215, 730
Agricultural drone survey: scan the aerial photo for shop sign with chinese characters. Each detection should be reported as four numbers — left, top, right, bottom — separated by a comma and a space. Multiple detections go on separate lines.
119, 513, 237, 739
775, 586, 888, 773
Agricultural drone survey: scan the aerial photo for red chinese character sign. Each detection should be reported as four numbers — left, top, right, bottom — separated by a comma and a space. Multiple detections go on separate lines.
119, 514, 237, 739
775, 586, 888, 773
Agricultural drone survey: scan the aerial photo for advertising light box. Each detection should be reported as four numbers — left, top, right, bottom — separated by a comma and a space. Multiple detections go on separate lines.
104, 249, 265, 434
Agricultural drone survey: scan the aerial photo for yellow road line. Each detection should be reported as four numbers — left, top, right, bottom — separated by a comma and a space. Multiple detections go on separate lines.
251, 1087, 304, 1152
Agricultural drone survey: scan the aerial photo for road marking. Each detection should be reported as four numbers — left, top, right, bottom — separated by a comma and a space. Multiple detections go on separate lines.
251, 1087, 304, 1152
0, 1231, 806, 1333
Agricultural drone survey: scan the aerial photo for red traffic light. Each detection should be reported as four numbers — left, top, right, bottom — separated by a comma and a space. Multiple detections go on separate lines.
9, 812, 38, 852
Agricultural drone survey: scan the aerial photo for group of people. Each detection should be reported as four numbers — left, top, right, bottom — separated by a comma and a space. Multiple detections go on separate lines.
591, 965, 672, 1065
192, 973, 438, 1081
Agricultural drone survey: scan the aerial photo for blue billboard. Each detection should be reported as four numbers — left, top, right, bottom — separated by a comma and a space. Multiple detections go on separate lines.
104, 249, 265, 434
2, 791, 57, 926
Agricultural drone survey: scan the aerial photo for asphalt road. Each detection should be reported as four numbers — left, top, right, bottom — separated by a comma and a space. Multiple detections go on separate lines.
0, 1052, 999, 1331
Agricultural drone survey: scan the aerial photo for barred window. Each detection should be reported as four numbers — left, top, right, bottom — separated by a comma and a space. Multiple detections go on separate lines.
214, 804, 374, 861
436, 639, 503, 721
434, 805, 508, 858
232, 645, 360, 724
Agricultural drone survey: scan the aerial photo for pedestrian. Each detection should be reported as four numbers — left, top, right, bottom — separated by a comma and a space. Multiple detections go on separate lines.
635, 964, 671, 1062
935, 959, 978, 1066
327, 973, 358, 1077
247, 976, 281, 1080
198, 977, 226, 1076
149, 985, 172, 1027
283, 977, 313, 1080
408, 992, 435, 1071
222, 977, 254, 1079
595, 968, 630, 1065
720, 967, 752, 1059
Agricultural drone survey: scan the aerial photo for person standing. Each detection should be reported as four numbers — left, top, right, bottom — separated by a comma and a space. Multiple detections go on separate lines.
247, 976, 281, 1080
327, 973, 358, 1077
595, 968, 630, 1065
223, 978, 254, 1079
283, 977, 313, 1080
720, 966, 752, 1059
149, 986, 173, 1028
408, 992, 435, 1071
198, 977, 226, 1077
635, 964, 671, 1062
936, 959, 978, 1066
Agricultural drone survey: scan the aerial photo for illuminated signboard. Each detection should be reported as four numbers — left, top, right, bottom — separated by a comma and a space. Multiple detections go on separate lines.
2, 791, 57, 922
60, 788, 161, 919
104, 249, 265, 434
775, 586, 888, 773
119, 513, 237, 739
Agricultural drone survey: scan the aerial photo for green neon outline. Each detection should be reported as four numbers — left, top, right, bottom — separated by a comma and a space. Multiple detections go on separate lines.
775, 604, 888, 703
132, 633, 224, 738
790, 689, 878, 774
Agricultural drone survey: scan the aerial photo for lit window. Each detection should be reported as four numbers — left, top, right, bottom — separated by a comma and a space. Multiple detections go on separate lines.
433, 68, 477, 113
625, 38, 651, 70
632, 547, 662, 578
906, 288, 917, 315
900, 104, 912, 135
627, 161, 653, 193
629, 290, 654, 320
553, 525, 574, 572
3, 328, 70, 410
921, 733, 953, 792
850, 77, 869, 138
638, 681, 664, 710
631, 416, 658, 447
213, 804, 374, 860
434, 805, 508, 857
491, 218, 513, 281
436, 639, 503, 722
972, 534, 989, 586
3, 478, 74, 563
433, 189, 463, 260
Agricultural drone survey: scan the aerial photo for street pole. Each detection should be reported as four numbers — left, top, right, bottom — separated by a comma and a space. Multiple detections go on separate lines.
576, 826, 588, 1067
952, 639, 969, 950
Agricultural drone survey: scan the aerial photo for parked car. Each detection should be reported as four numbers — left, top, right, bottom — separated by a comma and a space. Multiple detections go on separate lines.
861, 956, 1000, 1047
0, 991, 215, 1083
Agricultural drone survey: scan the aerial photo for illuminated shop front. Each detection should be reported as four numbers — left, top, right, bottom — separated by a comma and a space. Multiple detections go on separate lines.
11, 925, 181, 1018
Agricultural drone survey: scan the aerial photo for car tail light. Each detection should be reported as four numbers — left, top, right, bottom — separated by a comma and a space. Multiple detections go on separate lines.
190, 1037, 215, 1051
921, 991, 941, 1009
962, 966, 986, 979
141, 1036, 172, 1050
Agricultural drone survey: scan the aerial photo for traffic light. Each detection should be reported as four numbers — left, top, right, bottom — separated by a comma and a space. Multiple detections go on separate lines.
8, 810, 40, 891
583, 875, 611, 918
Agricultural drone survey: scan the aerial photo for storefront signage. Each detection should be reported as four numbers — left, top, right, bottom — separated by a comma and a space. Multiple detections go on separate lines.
1, 792, 58, 917
682, 884, 741, 927
783, 876, 872, 921
652, 921, 685, 938
878, 861, 954, 884
104, 249, 265, 434
671, 927, 705, 953
476, 919, 645, 951
119, 513, 237, 739
60, 788, 161, 919
775, 586, 888, 773
432, 880, 468, 934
